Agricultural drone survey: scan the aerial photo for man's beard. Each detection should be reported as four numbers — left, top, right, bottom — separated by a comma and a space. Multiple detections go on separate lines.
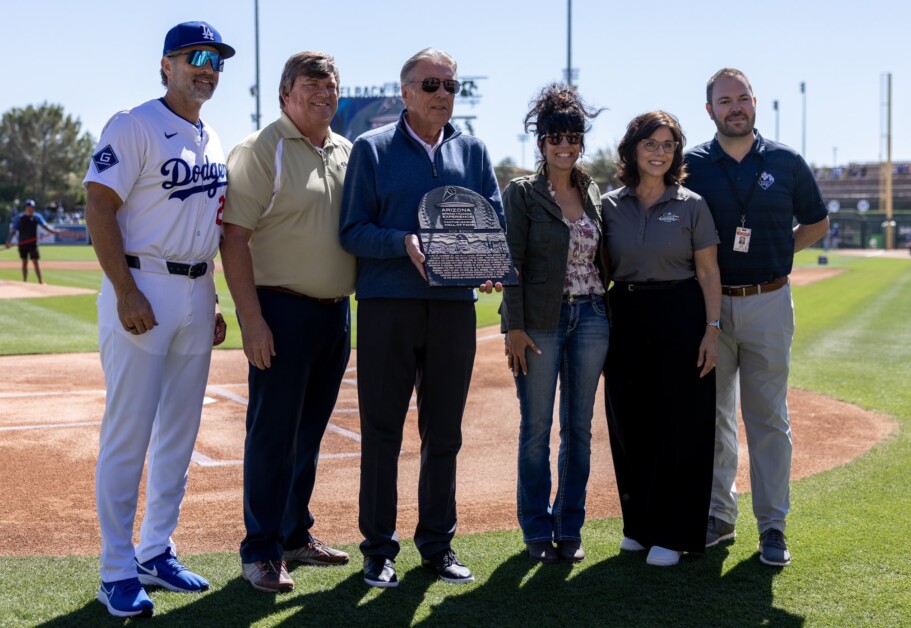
716, 112, 754, 138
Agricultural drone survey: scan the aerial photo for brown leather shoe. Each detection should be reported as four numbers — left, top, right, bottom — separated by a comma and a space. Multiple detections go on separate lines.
526, 541, 559, 563
283, 537, 349, 566
241, 560, 294, 593
557, 540, 585, 563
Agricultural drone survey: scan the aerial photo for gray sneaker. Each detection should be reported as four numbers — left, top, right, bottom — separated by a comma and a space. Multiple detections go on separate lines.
705, 516, 736, 548
758, 528, 792, 566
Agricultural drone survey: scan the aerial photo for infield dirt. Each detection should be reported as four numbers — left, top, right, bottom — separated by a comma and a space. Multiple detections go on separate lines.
0, 273, 896, 555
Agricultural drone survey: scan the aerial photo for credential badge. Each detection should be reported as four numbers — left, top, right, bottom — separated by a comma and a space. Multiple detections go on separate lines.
92, 145, 119, 173
758, 171, 775, 190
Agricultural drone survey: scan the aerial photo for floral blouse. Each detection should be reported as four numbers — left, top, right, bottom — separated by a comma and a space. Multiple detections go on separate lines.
563, 214, 605, 296
548, 178, 605, 297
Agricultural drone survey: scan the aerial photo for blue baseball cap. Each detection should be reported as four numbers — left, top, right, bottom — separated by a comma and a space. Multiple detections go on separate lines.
163, 21, 235, 58
24, 199, 36, 207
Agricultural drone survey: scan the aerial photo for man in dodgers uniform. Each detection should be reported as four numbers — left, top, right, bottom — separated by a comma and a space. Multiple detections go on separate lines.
83, 21, 234, 617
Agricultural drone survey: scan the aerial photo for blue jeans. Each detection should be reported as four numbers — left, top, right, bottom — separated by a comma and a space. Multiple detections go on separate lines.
515, 295, 609, 543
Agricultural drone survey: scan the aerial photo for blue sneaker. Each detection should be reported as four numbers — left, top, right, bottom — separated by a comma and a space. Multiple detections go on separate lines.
136, 548, 210, 592
758, 528, 792, 566
97, 577, 154, 617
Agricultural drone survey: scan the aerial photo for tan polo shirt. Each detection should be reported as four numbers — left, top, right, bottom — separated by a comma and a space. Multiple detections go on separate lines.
224, 112, 355, 298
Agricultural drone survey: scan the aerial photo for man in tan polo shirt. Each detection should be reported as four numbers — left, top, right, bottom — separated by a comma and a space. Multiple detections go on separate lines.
221, 51, 354, 593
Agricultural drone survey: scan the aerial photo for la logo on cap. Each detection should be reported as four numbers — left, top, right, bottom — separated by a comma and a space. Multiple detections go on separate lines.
201, 24, 214, 41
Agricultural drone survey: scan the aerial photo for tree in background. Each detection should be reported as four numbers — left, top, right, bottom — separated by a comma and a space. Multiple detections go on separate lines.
494, 156, 534, 191
583, 147, 620, 194
0, 102, 95, 211
494, 148, 620, 195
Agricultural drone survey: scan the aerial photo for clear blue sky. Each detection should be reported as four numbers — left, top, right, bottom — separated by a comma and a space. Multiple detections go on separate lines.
2, 0, 908, 170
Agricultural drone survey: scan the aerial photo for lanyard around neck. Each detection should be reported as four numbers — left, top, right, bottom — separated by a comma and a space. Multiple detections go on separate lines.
719, 155, 763, 228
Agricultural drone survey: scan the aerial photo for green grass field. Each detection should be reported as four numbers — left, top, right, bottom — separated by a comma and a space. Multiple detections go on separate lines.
0, 246, 503, 354
2, 249, 910, 626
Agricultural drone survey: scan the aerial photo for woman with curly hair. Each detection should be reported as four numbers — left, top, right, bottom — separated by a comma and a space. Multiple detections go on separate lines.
501, 84, 608, 563
602, 111, 721, 566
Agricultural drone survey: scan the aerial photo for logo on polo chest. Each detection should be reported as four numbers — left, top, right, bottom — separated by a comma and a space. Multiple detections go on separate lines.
161, 156, 227, 201
758, 171, 775, 190
657, 211, 681, 223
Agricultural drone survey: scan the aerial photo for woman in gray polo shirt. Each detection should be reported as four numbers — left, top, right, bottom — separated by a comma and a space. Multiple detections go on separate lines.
602, 111, 721, 567
501, 84, 608, 564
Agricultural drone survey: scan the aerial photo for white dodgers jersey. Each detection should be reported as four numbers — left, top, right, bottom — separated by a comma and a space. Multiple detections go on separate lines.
83, 99, 227, 262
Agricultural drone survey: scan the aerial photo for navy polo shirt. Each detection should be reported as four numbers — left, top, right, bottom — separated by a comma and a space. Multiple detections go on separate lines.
684, 132, 827, 286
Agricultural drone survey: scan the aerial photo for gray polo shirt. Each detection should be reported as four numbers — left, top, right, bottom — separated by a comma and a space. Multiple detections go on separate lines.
602, 184, 719, 282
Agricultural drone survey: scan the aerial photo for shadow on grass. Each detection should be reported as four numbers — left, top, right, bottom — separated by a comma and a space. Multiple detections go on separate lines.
37, 567, 433, 626
418, 545, 804, 627
36, 546, 803, 627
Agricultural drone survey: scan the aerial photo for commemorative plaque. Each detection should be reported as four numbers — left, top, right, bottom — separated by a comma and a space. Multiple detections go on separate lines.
418, 185, 519, 287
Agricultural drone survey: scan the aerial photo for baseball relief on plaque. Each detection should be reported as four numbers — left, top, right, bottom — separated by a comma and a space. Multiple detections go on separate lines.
418, 185, 519, 287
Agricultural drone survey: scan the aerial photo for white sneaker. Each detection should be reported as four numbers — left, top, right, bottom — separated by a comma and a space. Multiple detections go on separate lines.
619, 537, 646, 552
646, 546, 681, 567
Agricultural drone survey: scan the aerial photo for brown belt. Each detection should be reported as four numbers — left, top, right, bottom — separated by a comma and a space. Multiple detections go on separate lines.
257, 285, 347, 304
721, 276, 789, 297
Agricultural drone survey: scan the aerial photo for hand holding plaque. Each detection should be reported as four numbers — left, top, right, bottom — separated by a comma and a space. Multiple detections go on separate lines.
417, 186, 519, 287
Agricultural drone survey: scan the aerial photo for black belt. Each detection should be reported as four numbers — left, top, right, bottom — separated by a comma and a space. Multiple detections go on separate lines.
125, 255, 209, 279
257, 285, 347, 304
613, 278, 695, 292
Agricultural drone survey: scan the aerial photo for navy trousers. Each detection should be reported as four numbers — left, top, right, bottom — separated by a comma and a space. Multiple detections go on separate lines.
240, 288, 351, 562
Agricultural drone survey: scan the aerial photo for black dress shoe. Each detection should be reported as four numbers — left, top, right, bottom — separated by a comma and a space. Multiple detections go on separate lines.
363, 556, 398, 588
421, 549, 475, 584
526, 541, 559, 563
557, 540, 585, 563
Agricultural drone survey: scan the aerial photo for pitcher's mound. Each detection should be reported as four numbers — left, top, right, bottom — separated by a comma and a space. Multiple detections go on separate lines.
0, 280, 95, 299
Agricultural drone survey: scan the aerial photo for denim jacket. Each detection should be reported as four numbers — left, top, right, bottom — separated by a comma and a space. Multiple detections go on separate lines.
501, 168, 607, 331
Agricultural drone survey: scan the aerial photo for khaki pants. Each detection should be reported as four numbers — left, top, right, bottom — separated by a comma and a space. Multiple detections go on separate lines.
710, 285, 794, 534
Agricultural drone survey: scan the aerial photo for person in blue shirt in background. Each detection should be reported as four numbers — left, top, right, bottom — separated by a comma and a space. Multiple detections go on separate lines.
5, 200, 60, 284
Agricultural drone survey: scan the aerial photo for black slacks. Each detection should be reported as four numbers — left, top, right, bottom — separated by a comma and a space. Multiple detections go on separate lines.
605, 279, 715, 554
356, 298, 476, 560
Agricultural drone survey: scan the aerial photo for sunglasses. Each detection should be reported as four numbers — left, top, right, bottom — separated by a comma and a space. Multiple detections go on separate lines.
411, 78, 461, 94
640, 139, 679, 153
168, 50, 225, 72
544, 132, 583, 146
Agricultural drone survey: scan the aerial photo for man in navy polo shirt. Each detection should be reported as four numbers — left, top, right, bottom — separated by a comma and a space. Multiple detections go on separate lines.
684, 68, 828, 567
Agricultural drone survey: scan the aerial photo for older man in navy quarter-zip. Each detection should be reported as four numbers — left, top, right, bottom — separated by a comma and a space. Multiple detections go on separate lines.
339, 47, 503, 589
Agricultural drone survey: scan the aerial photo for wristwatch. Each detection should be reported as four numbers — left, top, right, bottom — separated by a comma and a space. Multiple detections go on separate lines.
707, 320, 722, 330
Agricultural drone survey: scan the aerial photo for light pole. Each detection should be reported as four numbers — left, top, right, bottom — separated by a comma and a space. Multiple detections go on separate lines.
517, 134, 529, 170
800, 81, 806, 156
253, 0, 261, 130
566, 0, 573, 87
772, 100, 779, 142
